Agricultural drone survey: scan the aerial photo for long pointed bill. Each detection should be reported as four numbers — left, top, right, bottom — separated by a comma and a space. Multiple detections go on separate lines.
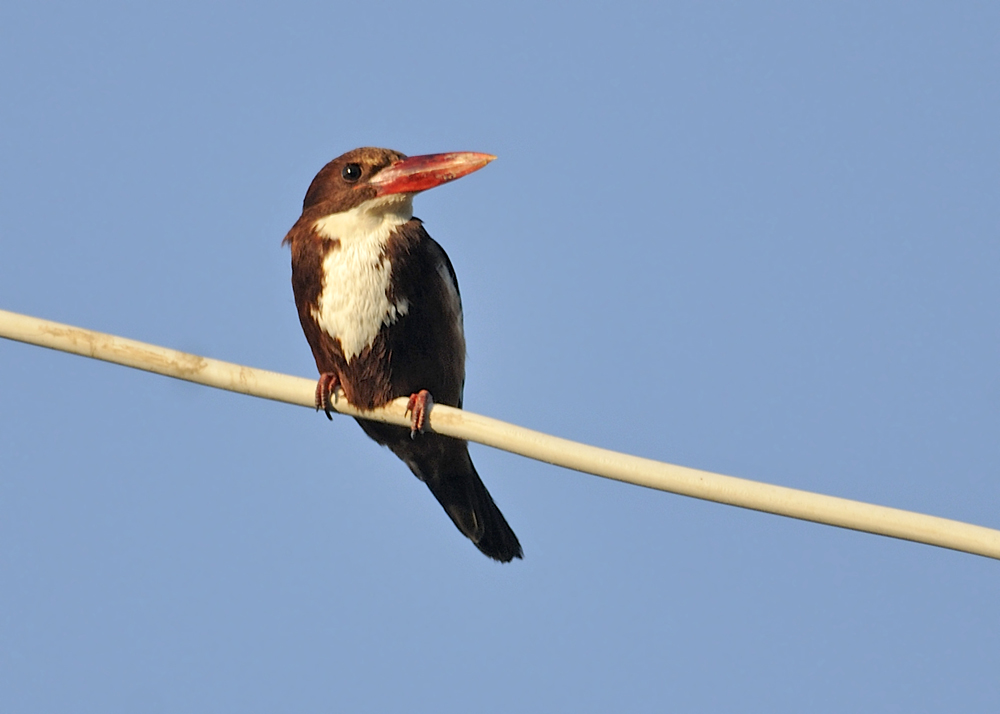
370, 152, 496, 196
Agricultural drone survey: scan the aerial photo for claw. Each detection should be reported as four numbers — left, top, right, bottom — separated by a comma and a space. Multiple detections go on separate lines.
315, 372, 340, 420
405, 390, 433, 438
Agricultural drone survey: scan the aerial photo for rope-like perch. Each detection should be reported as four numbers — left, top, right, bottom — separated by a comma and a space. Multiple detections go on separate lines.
2, 307, 998, 561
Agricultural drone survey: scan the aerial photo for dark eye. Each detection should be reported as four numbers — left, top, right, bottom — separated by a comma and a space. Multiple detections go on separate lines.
341, 163, 362, 182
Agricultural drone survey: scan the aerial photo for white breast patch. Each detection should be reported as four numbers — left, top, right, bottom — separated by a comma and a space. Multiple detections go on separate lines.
311, 196, 414, 362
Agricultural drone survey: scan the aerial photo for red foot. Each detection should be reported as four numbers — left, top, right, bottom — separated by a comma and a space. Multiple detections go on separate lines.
405, 390, 434, 439
315, 372, 340, 420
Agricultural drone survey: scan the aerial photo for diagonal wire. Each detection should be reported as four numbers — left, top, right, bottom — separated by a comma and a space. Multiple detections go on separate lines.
2, 307, 998, 561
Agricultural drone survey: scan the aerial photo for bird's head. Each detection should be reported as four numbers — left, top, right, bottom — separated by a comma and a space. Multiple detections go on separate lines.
301, 147, 496, 216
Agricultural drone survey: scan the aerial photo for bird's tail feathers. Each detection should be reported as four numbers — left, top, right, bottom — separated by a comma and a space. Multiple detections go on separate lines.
358, 420, 523, 562
425, 456, 523, 563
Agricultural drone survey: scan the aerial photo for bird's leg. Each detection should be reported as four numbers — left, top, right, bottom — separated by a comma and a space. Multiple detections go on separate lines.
315, 372, 341, 420
405, 389, 434, 439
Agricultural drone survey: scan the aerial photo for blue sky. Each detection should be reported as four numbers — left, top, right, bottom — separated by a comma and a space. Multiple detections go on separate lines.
2, 2, 999, 711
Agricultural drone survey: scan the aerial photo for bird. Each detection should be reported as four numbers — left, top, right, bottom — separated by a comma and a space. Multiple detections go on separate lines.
282, 147, 523, 562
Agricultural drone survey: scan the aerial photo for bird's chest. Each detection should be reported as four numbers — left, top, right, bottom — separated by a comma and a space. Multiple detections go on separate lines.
310, 238, 409, 362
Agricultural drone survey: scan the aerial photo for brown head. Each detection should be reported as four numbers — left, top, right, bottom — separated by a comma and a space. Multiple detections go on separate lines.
297, 146, 497, 219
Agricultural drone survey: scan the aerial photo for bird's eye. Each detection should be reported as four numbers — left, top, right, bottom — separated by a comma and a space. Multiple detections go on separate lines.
342, 163, 362, 182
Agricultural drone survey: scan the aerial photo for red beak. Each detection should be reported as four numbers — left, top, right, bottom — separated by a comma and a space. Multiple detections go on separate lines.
370, 152, 496, 196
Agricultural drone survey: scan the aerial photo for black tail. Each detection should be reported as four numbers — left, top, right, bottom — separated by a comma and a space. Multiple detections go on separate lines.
358, 420, 523, 562
422, 451, 523, 562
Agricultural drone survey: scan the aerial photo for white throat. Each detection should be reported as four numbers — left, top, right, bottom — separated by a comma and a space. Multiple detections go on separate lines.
310, 194, 414, 362
312, 194, 413, 245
